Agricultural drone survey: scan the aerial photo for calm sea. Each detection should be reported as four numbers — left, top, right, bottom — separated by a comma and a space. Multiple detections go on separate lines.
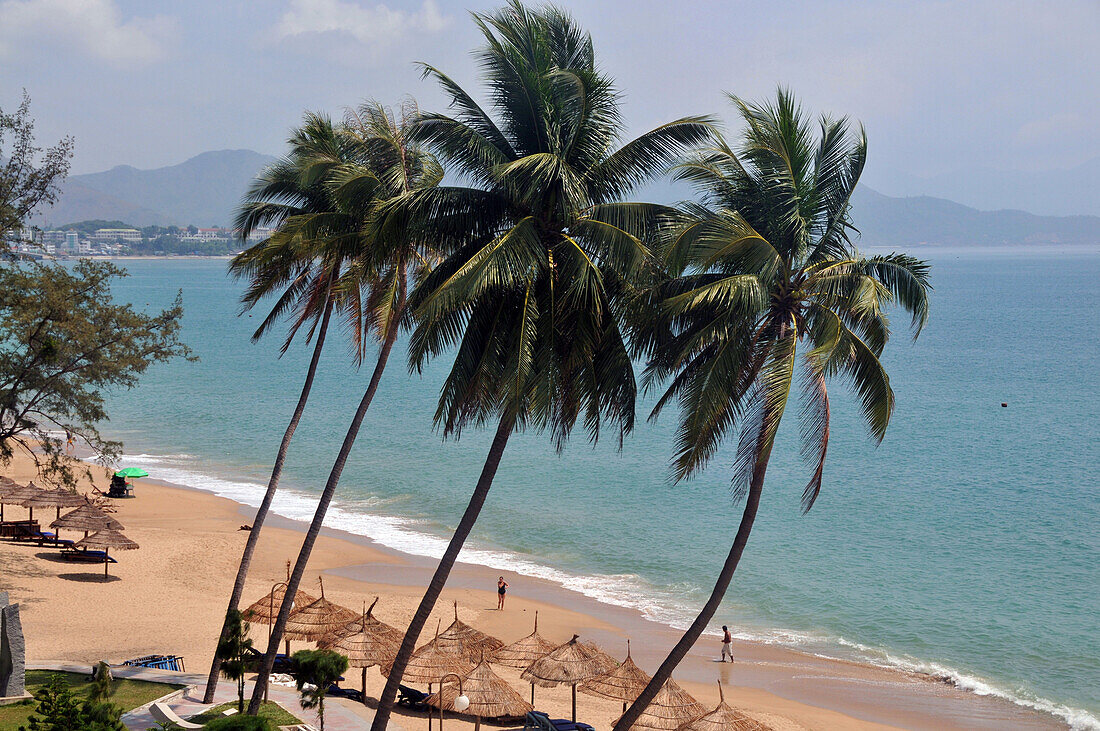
97, 249, 1099, 729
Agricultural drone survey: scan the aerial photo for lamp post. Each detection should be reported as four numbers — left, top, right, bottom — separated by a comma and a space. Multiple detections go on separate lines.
437, 672, 470, 731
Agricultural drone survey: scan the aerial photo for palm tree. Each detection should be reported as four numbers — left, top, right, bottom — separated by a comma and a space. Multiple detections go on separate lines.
614, 89, 932, 729
246, 101, 444, 713
203, 114, 366, 702
369, 4, 713, 728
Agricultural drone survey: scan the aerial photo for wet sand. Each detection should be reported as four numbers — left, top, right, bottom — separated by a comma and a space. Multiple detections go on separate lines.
0, 453, 1062, 729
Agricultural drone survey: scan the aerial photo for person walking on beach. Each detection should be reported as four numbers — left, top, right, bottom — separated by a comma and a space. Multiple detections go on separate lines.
721, 625, 733, 662
497, 576, 509, 610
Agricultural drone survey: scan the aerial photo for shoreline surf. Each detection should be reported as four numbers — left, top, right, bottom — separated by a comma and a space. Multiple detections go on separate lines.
114, 447, 1096, 730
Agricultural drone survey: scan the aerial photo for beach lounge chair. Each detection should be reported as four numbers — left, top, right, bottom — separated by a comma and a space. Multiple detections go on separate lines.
60, 548, 117, 563
3, 520, 40, 539
150, 701, 203, 729
327, 684, 364, 703
397, 684, 431, 711
123, 654, 185, 672
523, 710, 596, 731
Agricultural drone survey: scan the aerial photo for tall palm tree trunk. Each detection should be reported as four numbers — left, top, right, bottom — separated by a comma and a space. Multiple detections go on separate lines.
613, 435, 774, 731
203, 291, 335, 703
370, 413, 516, 731
247, 281, 405, 715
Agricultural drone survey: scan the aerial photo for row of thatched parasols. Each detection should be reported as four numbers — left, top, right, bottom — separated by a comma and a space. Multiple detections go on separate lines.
0, 477, 139, 577
241, 579, 768, 731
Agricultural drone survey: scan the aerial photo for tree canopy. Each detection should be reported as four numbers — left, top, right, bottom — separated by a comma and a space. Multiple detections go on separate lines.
0, 92, 73, 244
0, 259, 193, 486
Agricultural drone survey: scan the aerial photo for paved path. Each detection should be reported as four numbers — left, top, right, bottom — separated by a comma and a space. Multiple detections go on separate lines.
28, 661, 395, 730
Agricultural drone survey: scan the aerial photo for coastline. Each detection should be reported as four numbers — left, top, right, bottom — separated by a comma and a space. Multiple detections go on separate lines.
0, 451, 1073, 730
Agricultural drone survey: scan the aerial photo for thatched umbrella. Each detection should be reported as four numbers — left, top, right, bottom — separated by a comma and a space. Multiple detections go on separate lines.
51, 503, 123, 539
3, 481, 41, 522
21, 486, 86, 525
436, 601, 504, 663
490, 611, 556, 704
382, 620, 474, 731
617, 678, 707, 731
73, 528, 139, 578
241, 563, 319, 656
283, 577, 358, 642
677, 681, 771, 731
522, 634, 618, 722
381, 619, 474, 686
319, 598, 402, 697
579, 640, 652, 713
0, 478, 29, 522
426, 659, 533, 731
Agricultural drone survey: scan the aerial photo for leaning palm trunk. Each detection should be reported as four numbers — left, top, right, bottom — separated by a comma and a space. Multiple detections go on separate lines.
247, 283, 405, 715
203, 293, 335, 702
370, 413, 515, 731
613, 436, 773, 731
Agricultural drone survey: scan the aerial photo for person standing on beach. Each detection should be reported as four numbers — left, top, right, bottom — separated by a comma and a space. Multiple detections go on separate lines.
497, 577, 509, 610
721, 625, 733, 662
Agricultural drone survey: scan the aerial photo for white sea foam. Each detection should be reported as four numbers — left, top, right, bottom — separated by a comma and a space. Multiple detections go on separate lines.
121, 450, 1100, 731
832, 638, 1100, 730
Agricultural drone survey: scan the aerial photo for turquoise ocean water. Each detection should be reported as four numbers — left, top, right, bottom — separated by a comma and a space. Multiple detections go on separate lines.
96, 250, 1098, 728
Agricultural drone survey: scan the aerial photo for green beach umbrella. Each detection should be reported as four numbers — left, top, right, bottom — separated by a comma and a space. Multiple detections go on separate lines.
114, 467, 149, 478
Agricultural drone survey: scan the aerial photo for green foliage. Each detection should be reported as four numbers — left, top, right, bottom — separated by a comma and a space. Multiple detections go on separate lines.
215, 609, 254, 713
183, 701, 298, 727
291, 649, 347, 731
639, 89, 931, 509
0, 92, 73, 242
202, 715, 276, 730
17, 674, 124, 731
397, 0, 715, 447
230, 102, 441, 362
88, 662, 112, 704
0, 259, 194, 486
54, 220, 137, 236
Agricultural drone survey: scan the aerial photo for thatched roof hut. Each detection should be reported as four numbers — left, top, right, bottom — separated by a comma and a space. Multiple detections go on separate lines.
617, 678, 707, 730
491, 611, 556, 669
490, 611, 558, 704
283, 578, 358, 642
0, 479, 32, 521
381, 619, 473, 687
522, 634, 618, 721
21, 487, 87, 523
436, 601, 504, 663
74, 529, 139, 578
317, 598, 402, 695
242, 585, 318, 626
677, 682, 771, 731
4, 481, 41, 520
51, 504, 123, 534
579, 640, 651, 711
426, 659, 533, 730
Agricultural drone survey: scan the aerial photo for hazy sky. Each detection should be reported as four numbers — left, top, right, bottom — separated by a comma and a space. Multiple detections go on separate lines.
1, 0, 1097, 203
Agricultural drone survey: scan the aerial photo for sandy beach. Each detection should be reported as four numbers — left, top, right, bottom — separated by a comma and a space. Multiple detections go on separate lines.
0, 451, 1063, 730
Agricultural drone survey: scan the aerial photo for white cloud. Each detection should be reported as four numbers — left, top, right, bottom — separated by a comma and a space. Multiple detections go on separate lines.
0, 0, 174, 64
273, 0, 450, 47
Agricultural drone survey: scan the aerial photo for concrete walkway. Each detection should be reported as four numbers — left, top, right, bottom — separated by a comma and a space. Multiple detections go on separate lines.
27, 661, 395, 730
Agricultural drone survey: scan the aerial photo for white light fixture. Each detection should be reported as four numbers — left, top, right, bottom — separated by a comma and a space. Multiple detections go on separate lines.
454, 694, 470, 712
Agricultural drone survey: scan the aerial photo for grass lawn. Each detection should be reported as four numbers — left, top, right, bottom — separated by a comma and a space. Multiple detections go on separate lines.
0, 670, 183, 731
186, 700, 301, 726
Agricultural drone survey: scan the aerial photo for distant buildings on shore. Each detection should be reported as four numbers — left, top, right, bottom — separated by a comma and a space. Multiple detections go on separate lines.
7, 223, 274, 258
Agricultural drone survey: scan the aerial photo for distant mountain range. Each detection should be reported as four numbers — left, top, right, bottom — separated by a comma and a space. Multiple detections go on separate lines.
32, 149, 1099, 247
865, 157, 1100, 218
34, 150, 277, 228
